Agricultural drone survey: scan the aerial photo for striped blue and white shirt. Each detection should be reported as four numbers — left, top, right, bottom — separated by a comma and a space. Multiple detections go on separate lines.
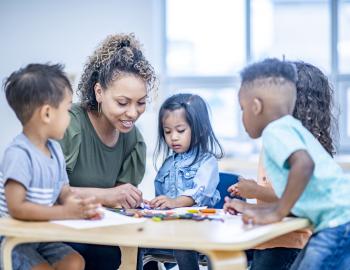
0, 133, 68, 217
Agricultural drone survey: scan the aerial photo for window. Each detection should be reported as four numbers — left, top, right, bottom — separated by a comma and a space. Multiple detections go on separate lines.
339, 0, 350, 73
252, 0, 330, 73
166, 0, 248, 156
167, 0, 246, 76
165, 0, 350, 153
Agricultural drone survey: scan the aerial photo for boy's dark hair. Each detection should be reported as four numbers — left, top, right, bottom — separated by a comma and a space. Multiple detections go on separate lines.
293, 61, 337, 156
78, 33, 157, 111
240, 58, 297, 85
154, 93, 224, 168
4, 63, 72, 125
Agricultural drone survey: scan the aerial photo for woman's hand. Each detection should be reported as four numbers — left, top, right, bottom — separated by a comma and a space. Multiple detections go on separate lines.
69, 184, 143, 209
228, 177, 259, 199
111, 183, 143, 209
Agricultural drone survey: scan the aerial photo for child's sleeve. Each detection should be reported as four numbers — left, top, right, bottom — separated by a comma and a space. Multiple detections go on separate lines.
2, 147, 31, 189
180, 156, 220, 207
263, 124, 308, 169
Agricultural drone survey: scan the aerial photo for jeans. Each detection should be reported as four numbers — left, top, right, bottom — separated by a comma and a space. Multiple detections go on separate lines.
66, 243, 121, 270
137, 248, 200, 270
250, 248, 300, 270
290, 221, 350, 270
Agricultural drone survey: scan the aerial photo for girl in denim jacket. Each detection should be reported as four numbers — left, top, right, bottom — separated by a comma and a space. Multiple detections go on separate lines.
140, 93, 223, 270
150, 93, 224, 210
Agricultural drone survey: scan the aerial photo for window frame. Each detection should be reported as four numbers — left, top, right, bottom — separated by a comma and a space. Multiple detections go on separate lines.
162, 0, 350, 153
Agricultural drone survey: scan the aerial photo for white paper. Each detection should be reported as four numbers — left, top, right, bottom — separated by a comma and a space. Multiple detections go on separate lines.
50, 208, 145, 229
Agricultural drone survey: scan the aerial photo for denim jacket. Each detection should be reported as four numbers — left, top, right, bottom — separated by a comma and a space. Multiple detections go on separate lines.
154, 150, 220, 207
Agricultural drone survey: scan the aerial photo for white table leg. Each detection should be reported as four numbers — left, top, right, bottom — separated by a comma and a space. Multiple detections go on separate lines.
200, 250, 247, 270
119, 246, 138, 270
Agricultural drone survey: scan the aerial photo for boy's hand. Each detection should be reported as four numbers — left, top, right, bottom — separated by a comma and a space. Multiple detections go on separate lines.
223, 197, 258, 215
224, 197, 284, 225
228, 177, 259, 199
240, 203, 284, 225
63, 196, 103, 220
149, 195, 176, 209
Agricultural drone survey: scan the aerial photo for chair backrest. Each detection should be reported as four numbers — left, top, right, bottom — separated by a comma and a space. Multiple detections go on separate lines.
214, 171, 244, 209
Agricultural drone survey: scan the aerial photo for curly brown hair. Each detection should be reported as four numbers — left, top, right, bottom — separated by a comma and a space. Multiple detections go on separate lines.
78, 33, 157, 111
293, 61, 337, 156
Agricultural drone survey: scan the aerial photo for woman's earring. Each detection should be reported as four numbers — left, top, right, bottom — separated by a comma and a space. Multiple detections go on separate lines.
98, 102, 102, 116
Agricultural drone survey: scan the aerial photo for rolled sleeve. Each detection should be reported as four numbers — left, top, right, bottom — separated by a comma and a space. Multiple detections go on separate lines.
180, 156, 220, 207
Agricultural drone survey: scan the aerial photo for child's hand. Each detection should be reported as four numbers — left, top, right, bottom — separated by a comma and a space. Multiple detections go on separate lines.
240, 203, 284, 225
149, 195, 176, 209
223, 197, 257, 215
141, 199, 152, 209
63, 196, 103, 220
224, 197, 284, 225
228, 177, 259, 199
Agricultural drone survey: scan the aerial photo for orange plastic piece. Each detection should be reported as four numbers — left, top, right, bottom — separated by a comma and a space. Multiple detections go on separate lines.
199, 208, 216, 214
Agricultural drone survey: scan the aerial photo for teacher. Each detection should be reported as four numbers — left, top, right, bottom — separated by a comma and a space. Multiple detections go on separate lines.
59, 33, 157, 270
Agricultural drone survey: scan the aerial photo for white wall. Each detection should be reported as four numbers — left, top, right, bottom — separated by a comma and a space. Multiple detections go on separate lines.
0, 0, 162, 197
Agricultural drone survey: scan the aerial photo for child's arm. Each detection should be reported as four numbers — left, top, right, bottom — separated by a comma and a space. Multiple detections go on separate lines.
228, 178, 278, 202
149, 195, 194, 209
5, 180, 101, 221
57, 184, 73, 204
273, 150, 314, 217
225, 150, 314, 224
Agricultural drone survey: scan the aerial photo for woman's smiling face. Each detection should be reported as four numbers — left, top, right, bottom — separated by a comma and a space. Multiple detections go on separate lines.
96, 74, 147, 133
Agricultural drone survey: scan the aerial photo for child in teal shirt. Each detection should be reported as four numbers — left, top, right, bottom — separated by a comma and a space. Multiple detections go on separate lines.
225, 58, 350, 269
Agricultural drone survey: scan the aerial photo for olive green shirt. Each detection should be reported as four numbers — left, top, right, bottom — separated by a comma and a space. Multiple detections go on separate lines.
59, 104, 146, 188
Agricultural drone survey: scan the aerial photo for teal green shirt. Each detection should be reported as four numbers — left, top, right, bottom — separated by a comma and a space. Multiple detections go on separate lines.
263, 115, 350, 231
59, 104, 146, 188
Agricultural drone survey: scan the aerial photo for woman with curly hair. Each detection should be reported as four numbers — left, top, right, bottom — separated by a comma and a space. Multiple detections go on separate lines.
227, 61, 337, 270
59, 33, 157, 270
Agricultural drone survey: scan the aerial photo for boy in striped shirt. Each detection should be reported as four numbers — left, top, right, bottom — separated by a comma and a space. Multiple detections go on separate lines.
1, 63, 101, 270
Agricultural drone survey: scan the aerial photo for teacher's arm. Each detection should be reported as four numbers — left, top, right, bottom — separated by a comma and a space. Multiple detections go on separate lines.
70, 184, 143, 208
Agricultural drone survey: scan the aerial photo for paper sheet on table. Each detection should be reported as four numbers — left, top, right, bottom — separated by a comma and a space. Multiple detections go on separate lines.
50, 208, 145, 229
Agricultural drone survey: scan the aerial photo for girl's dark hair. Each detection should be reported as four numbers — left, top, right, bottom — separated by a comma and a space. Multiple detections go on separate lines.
4, 63, 72, 125
154, 93, 224, 168
78, 33, 157, 110
293, 61, 337, 156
